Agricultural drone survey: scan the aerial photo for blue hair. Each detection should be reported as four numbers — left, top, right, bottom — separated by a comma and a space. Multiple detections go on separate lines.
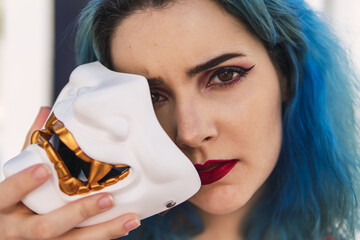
75, 0, 360, 239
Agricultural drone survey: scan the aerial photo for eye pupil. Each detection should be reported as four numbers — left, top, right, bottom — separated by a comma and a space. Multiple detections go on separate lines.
218, 71, 233, 82
151, 93, 160, 104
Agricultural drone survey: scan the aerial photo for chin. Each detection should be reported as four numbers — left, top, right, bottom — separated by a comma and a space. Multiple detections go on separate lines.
188, 183, 254, 215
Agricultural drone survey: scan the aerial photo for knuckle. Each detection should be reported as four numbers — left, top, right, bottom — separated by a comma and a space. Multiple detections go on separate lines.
11, 173, 26, 190
9, 168, 35, 193
78, 202, 92, 220
31, 220, 55, 240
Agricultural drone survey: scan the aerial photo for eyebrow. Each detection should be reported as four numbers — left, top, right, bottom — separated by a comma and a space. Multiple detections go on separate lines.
147, 77, 164, 87
186, 52, 246, 77
147, 52, 246, 87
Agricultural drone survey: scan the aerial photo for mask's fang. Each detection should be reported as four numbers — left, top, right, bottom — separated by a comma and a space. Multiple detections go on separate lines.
31, 113, 130, 196
59, 176, 87, 196
88, 160, 113, 190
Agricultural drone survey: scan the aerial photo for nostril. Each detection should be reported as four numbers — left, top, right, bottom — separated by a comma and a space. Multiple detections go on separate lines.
176, 134, 214, 149
204, 136, 212, 141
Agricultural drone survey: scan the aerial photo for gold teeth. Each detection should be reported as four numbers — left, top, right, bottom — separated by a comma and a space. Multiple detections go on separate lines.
31, 113, 130, 196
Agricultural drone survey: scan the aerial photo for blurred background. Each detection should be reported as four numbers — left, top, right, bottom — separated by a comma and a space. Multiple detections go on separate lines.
0, 0, 359, 177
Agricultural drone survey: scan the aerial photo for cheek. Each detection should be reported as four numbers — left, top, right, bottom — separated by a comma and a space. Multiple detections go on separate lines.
219, 75, 283, 158
247, 91, 282, 153
236, 77, 283, 172
189, 75, 283, 211
238, 77, 283, 201
153, 106, 177, 141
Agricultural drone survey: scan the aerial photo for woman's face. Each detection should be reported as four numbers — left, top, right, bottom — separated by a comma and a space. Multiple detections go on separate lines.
111, 0, 283, 215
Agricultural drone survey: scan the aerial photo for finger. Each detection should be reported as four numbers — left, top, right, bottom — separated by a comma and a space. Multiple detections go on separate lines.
0, 164, 50, 212
24, 193, 116, 239
23, 106, 51, 150
59, 213, 141, 240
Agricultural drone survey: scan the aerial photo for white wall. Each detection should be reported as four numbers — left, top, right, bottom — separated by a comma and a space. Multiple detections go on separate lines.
331, 1, 360, 67
0, 0, 54, 179
307, 0, 360, 66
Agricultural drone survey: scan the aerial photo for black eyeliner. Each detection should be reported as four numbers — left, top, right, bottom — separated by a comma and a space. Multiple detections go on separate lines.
209, 65, 255, 82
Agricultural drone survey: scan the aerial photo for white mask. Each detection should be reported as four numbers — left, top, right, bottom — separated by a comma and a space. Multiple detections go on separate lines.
3, 62, 201, 227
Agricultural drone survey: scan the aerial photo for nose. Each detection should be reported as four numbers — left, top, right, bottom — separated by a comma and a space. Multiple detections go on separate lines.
174, 99, 218, 149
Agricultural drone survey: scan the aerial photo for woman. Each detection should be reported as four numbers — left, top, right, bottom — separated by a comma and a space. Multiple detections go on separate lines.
1, 0, 359, 239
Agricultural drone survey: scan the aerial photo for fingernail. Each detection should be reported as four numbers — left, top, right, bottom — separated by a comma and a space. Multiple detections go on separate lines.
98, 195, 114, 209
124, 218, 140, 231
32, 165, 50, 181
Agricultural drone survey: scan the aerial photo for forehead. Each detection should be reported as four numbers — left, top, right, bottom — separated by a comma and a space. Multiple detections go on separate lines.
110, 0, 262, 74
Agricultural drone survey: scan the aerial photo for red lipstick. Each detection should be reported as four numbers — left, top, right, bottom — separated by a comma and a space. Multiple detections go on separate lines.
194, 159, 239, 185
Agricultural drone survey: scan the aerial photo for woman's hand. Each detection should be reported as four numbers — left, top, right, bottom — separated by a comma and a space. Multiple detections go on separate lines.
0, 107, 140, 239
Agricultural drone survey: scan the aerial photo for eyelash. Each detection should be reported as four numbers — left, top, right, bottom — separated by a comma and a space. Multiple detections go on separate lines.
150, 89, 167, 106
150, 65, 255, 106
206, 65, 255, 88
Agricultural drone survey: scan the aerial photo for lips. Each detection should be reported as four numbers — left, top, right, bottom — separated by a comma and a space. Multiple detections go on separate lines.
194, 159, 239, 185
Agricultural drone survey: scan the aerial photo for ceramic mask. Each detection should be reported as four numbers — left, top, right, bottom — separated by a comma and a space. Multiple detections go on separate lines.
3, 62, 201, 227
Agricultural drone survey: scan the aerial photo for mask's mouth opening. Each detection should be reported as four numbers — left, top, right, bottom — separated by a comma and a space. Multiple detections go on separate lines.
57, 140, 130, 184
31, 113, 130, 196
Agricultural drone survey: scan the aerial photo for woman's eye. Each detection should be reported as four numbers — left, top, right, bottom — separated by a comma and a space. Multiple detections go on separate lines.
217, 70, 237, 82
208, 65, 254, 87
151, 92, 166, 104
